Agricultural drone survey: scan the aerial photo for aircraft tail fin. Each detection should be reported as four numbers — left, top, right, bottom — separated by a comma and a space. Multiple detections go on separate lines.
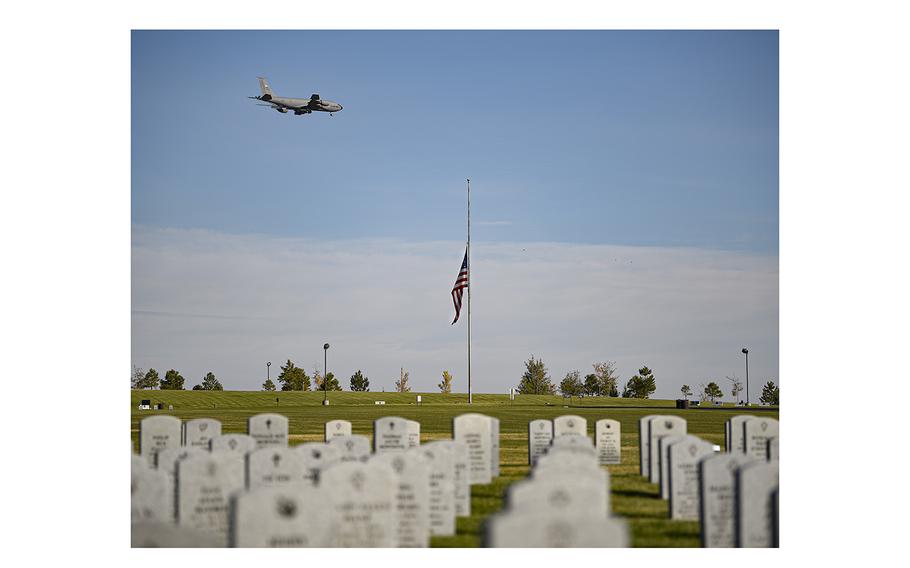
257, 77, 273, 97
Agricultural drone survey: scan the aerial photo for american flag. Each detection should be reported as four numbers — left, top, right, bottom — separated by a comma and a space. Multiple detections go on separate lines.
451, 250, 469, 324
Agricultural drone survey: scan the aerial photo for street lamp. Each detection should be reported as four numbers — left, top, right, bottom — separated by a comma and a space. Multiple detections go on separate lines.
323, 343, 330, 406
741, 348, 750, 406
266, 361, 271, 383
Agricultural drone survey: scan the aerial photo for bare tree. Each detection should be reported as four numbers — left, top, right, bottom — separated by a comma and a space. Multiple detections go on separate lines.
726, 375, 744, 403
395, 367, 411, 393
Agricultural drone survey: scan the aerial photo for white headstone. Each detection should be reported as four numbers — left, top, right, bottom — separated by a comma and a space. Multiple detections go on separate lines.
374, 416, 410, 453
428, 439, 471, 517
406, 419, 421, 448
210, 433, 257, 456
131, 455, 170, 523
728, 415, 756, 454
553, 415, 587, 437
183, 418, 221, 449
491, 417, 501, 477
295, 442, 343, 485
485, 512, 629, 547
638, 414, 659, 476
230, 484, 331, 547
550, 434, 597, 458
736, 460, 779, 547
507, 477, 608, 517
328, 434, 372, 462
321, 461, 398, 547
453, 413, 493, 485
699, 453, 757, 547
246, 447, 307, 490
667, 436, 715, 520
767, 436, 779, 462
154, 446, 208, 520
132, 521, 224, 548
744, 417, 779, 459
324, 419, 352, 442
247, 413, 289, 448
528, 419, 554, 465
371, 451, 431, 547
648, 415, 687, 482
658, 434, 688, 499
140, 415, 182, 465
418, 442, 457, 536
594, 419, 622, 465
176, 452, 245, 544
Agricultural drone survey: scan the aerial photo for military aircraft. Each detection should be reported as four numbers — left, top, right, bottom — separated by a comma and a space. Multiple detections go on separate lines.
249, 77, 343, 116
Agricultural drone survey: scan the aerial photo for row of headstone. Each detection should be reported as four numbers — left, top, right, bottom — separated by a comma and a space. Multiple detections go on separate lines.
139, 414, 290, 465
527, 415, 622, 466
133, 414, 485, 547
635, 414, 780, 547
484, 424, 629, 547
724, 415, 779, 460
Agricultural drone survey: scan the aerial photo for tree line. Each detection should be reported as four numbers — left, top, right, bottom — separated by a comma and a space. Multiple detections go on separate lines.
131, 366, 223, 391
679, 377, 779, 405
516, 356, 658, 399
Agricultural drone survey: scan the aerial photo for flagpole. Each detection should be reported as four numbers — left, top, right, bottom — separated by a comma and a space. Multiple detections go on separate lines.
467, 178, 472, 405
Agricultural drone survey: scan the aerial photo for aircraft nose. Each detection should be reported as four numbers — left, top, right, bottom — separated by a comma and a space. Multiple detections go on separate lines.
337, 104, 343, 111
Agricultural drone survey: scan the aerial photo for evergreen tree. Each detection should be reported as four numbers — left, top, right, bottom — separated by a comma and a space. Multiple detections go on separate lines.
559, 371, 584, 397
262, 377, 276, 391
704, 381, 723, 402
140, 368, 159, 389
192, 384, 203, 390
395, 367, 411, 393
760, 380, 780, 405
160, 369, 185, 390
438, 370, 453, 394
516, 356, 556, 395
201, 371, 223, 391
622, 366, 657, 399
583, 372, 601, 396
323, 372, 342, 391
277, 360, 310, 391
349, 370, 370, 392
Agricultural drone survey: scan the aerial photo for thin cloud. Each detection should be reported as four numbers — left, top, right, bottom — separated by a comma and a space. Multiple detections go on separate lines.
132, 226, 778, 397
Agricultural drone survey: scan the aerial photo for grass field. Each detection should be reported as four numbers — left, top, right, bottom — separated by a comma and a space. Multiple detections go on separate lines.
130, 390, 778, 547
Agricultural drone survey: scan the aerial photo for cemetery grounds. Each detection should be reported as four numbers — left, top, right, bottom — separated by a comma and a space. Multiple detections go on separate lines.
130, 391, 779, 547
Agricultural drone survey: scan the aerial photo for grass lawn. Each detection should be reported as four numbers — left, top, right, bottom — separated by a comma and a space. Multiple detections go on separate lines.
130, 390, 778, 547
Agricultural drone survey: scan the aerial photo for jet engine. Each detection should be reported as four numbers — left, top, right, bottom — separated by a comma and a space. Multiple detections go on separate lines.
275, 107, 288, 113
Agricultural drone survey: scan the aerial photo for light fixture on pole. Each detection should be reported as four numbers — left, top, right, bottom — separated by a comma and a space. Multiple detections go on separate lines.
741, 348, 750, 406
266, 361, 271, 383
323, 343, 330, 406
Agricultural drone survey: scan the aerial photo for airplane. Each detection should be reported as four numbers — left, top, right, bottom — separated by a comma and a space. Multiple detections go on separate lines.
249, 77, 343, 116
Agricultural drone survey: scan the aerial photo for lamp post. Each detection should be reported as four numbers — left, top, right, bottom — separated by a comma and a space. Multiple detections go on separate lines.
742, 348, 750, 406
266, 361, 271, 383
323, 343, 330, 406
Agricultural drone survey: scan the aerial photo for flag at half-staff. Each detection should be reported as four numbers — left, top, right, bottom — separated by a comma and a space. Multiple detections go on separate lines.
451, 249, 469, 324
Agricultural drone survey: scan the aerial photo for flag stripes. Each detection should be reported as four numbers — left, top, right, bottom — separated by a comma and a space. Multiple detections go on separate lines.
451, 250, 469, 324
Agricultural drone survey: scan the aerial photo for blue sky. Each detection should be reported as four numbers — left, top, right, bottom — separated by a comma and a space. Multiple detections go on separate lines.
132, 31, 778, 396
133, 30, 778, 251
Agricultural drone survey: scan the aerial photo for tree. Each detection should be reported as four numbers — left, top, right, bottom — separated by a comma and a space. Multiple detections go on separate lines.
160, 369, 185, 390
680, 384, 692, 400
704, 381, 723, 402
726, 375, 744, 403
192, 384, 203, 391
135, 368, 159, 389
438, 370, 453, 394
262, 377, 276, 391
277, 360, 310, 391
592, 361, 620, 397
395, 367, 411, 393
350, 370, 370, 392
559, 371, 584, 397
760, 380, 779, 405
621, 366, 657, 399
322, 372, 342, 391
583, 373, 601, 396
200, 371, 223, 391
131, 365, 145, 389
516, 355, 556, 395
